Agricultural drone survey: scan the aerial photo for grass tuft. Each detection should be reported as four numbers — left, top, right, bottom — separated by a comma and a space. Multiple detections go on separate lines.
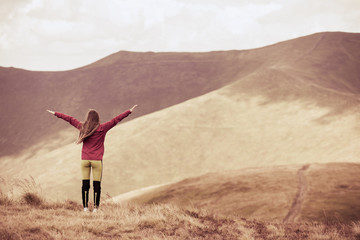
0, 228, 21, 240
0, 193, 12, 206
22, 192, 43, 207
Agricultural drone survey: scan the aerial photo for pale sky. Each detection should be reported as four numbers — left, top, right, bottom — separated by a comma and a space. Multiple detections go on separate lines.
0, 0, 359, 71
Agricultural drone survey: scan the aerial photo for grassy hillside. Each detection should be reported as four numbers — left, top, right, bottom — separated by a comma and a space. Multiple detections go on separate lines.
1, 190, 359, 239
116, 163, 360, 223
302, 163, 360, 222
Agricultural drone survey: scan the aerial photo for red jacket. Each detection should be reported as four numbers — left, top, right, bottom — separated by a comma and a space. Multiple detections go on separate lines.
55, 110, 131, 160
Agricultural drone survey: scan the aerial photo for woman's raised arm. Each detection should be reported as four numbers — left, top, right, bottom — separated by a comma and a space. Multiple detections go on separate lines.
47, 110, 81, 129
101, 105, 138, 132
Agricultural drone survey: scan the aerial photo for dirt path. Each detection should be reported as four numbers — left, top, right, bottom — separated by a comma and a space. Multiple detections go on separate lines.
111, 183, 169, 203
294, 34, 324, 63
283, 164, 310, 223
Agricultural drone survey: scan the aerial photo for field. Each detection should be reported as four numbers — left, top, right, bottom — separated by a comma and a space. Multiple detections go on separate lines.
1, 191, 360, 240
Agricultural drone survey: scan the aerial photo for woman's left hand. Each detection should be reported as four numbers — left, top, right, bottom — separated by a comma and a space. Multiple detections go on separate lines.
130, 105, 138, 112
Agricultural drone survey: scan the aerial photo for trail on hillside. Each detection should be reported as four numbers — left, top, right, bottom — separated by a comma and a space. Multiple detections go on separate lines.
112, 183, 169, 203
283, 164, 310, 223
294, 34, 324, 63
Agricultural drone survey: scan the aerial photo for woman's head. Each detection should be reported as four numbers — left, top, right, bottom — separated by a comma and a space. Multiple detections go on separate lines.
86, 109, 100, 123
76, 109, 100, 144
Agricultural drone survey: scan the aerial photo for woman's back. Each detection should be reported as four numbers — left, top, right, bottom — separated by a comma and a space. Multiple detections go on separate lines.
54, 109, 132, 160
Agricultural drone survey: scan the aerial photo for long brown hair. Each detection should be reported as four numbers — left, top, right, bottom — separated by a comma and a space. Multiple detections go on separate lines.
76, 109, 100, 144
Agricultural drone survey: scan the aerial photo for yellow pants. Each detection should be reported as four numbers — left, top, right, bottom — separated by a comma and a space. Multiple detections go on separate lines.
81, 160, 103, 181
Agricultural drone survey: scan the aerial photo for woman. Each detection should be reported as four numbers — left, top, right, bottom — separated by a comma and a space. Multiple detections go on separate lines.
47, 105, 137, 212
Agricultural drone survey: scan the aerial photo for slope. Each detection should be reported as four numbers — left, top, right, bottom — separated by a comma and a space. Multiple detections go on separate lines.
116, 163, 360, 223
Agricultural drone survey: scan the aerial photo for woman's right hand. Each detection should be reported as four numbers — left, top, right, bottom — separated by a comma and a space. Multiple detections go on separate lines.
46, 110, 55, 115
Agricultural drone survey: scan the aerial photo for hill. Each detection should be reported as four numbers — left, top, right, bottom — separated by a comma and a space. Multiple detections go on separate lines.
117, 163, 360, 223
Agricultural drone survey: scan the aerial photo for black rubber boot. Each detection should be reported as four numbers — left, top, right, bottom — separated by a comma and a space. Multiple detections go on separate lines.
93, 181, 101, 208
82, 180, 90, 208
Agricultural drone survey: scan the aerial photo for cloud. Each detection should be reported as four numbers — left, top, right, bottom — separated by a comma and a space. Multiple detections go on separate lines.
257, 0, 360, 41
0, 0, 30, 21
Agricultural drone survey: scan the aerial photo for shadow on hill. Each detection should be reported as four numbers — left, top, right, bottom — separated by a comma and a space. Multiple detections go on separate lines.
224, 32, 360, 124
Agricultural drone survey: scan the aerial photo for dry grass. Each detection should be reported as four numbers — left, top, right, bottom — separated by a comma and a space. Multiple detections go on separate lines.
301, 163, 360, 223
1, 189, 360, 240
